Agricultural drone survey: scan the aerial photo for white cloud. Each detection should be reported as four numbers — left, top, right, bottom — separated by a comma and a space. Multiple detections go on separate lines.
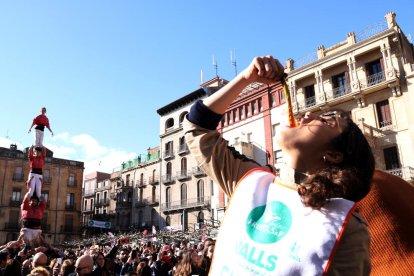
2, 133, 137, 175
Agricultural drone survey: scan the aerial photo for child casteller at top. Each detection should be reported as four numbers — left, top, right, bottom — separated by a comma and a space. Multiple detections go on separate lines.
28, 107, 53, 149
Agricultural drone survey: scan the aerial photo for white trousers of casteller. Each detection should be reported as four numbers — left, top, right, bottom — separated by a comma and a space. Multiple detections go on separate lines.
27, 173, 42, 198
34, 129, 44, 148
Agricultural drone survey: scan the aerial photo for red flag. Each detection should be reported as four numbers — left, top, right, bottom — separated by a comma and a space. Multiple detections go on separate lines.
143, 229, 148, 236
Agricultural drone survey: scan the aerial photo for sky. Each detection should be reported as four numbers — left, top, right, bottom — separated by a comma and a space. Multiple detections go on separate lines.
1, 0, 413, 174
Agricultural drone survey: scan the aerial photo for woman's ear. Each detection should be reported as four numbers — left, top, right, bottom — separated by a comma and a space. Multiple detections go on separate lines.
324, 151, 344, 164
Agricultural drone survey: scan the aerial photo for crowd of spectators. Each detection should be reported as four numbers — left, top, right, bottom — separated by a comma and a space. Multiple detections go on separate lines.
0, 234, 215, 276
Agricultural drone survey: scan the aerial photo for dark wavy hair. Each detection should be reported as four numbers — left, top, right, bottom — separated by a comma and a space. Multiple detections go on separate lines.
298, 111, 375, 209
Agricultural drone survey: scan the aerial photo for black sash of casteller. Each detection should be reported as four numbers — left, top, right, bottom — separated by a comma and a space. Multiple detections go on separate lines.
22, 218, 41, 229
31, 168, 43, 175
35, 125, 45, 131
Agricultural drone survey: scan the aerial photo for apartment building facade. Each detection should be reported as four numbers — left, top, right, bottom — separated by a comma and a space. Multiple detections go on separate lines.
0, 145, 84, 245
81, 171, 111, 235
118, 147, 161, 232
156, 78, 228, 232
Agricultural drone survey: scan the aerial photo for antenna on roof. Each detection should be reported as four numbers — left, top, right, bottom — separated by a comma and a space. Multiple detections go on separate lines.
212, 55, 218, 77
230, 49, 238, 76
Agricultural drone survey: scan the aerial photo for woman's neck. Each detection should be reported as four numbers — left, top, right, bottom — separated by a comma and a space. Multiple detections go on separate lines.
276, 164, 307, 186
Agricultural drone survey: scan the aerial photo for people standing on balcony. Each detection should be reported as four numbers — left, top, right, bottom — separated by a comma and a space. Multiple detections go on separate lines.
27, 146, 46, 199
20, 192, 46, 246
28, 107, 53, 150
184, 55, 375, 275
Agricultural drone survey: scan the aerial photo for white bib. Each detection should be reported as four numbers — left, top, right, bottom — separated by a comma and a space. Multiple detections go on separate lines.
210, 169, 355, 276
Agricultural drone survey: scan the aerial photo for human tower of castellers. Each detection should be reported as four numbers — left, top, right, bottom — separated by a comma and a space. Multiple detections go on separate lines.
22, 107, 54, 247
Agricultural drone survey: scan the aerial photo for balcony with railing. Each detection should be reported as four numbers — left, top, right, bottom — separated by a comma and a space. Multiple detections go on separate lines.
4, 222, 20, 231
116, 200, 132, 209
305, 96, 316, 108
333, 84, 351, 98
176, 170, 191, 181
148, 175, 159, 185
136, 197, 159, 206
12, 173, 24, 182
386, 166, 414, 181
83, 189, 95, 197
135, 197, 159, 207
161, 196, 210, 212
177, 144, 189, 155
162, 174, 174, 185
366, 71, 385, 87
96, 185, 111, 192
192, 166, 206, 177
163, 149, 174, 160
136, 179, 147, 188
95, 198, 110, 207
82, 207, 94, 213
378, 120, 394, 130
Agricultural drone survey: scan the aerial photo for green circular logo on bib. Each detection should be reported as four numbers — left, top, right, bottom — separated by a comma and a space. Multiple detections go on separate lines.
246, 201, 292, 244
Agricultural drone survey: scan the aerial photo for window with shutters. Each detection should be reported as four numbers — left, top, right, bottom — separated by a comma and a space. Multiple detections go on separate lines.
376, 100, 392, 128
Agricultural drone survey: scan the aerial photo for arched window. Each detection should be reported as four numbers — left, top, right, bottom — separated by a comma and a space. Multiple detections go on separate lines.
152, 186, 156, 202
181, 158, 187, 174
181, 183, 187, 205
166, 162, 172, 182
166, 187, 171, 208
152, 169, 157, 183
197, 180, 204, 202
166, 162, 172, 175
179, 111, 188, 125
166, 215, 171, 226
198, 211, 204, 227
165, 118, 174, 130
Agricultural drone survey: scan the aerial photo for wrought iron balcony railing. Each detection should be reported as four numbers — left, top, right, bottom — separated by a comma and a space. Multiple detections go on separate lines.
148, 175, 160, 185
192, 166, 206, 177
366, 71, 385, 87
161, 196, 210, 212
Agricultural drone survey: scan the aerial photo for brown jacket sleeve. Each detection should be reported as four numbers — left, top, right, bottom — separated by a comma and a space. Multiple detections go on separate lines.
327, 213, 371, 276
183, 117, 261, 197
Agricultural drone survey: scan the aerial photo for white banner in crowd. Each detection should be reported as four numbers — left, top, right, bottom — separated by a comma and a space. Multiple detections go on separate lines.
88, 220, 111, 229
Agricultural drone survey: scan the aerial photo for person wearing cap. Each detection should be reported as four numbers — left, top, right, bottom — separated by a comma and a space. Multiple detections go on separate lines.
28, 107, 53, 149
20, 192, 46, 246
27, 145, 46, 199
